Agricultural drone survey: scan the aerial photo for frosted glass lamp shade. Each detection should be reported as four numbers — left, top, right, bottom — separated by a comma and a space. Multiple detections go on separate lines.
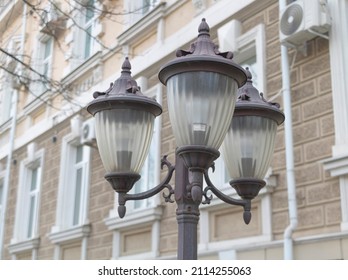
220, 67, 284, 200
222, 115, 278, 180
166, 71, 238, 150
95, 109, 155, 174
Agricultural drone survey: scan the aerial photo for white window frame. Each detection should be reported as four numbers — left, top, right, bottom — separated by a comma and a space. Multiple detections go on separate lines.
49, 117, 91, 259
0, 172, 4, 244
82, 0, 96, 60
104, 83, 163, 259
9, 144, 44, 259
0, 80, 14, 125
28, 33, 54, 104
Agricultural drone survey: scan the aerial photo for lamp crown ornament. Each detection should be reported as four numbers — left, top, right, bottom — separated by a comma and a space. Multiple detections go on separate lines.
159, 18, 246, 87
234, 67, 285, 125
88, 57, 162, 117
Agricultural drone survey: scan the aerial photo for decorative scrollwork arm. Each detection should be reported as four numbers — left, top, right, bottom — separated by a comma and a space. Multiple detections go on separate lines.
117, 155, 175, 218
203, 169, 252, 224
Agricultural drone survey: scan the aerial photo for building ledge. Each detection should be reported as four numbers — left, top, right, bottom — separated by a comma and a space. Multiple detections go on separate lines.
322, 154, 348, 177
48, 224, 91, 245
117, 2, 166, 46
105, 206, 163, 230
8, 237, 40, 255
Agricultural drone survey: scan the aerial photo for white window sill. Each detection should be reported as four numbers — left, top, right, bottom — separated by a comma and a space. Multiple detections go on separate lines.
8, 237, 40, 255
105, 206, 163, 230
48, 224, 91, 245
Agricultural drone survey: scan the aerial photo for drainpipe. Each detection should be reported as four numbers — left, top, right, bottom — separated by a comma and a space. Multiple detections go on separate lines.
279, 0, 298, 260
0, 2, 27, 259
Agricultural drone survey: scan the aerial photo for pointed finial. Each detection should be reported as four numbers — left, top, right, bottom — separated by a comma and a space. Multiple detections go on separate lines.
245, 67, 252, 82
122, 57, 131, 72
198, 18, 210, 36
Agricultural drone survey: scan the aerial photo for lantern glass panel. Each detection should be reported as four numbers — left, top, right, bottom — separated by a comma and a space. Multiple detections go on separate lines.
166, 71, 238, 150
94, 109, 155, 173
222, 115, 278, 180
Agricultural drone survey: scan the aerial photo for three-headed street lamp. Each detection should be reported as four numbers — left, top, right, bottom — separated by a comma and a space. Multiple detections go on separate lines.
87, 18, 285, 260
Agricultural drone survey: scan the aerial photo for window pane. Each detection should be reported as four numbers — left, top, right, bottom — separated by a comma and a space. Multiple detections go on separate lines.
85, 0, 95, 22
44, 38, 52, 60
43, 62, 49, 76
133, 128, 157, 209
27, 195, 36, 238
73, 168, 83, 226
84, 26, 92, 59
241, 56, 257, 88
30, 167, 39, 191
0, 179, 3, 203
76, 145, 83, 163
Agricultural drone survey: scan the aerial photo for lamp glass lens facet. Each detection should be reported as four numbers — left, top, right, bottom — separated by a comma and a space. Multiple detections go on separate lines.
95, 109, 155, 173
222, 115, 278, 180
166, 71, 238, 150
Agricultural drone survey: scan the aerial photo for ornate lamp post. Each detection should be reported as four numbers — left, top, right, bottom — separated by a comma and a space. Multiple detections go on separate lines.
87, 19, 284, 260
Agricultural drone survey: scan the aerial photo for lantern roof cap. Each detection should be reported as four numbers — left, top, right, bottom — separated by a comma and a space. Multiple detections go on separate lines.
234, 67, 285, 125
87, 57, 162, 117
158, 18, 247, 87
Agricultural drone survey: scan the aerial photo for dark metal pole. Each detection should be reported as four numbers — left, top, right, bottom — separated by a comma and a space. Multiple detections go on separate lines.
175, 154, 200, 260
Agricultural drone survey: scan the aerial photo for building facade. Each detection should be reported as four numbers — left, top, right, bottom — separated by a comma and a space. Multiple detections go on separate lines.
1, 0, 348, 259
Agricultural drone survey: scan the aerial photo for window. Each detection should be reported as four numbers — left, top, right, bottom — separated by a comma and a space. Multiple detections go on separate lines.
126, 0, 160, 26
15, 160, 42, 241
49, 118, 91, 259
29, 35, 53, 101
9, 144, 44, 258
52, 136, 91, 230
83, 0, 95, 59
0, 89, 14, 125
42, 37, 53, 80
26, 166, 41, 239
63, 0, 104, 75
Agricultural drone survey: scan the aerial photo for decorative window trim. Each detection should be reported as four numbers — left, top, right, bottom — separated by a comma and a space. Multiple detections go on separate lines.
49, 116, 92, 256
104, 83, 163, 259
118, 2, 166, 47
218, 22, 266, 94
323, 0, 348, 233
0, 170, 5, 253
198, 171, 277, 256
10, 143, 44, 258
8, 237, 40, 257
49, 224, 91, 245
323, 157, 348, 231
62, 51, 102, 86
105, 207, 162, 259
192, 0, 208, 15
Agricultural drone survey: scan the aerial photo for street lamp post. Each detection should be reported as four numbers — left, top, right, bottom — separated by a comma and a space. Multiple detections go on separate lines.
87, 19, 284, 260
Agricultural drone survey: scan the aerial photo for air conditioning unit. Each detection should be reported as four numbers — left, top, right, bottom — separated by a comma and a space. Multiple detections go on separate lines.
279, 0, 331, 47
81, 118, 96, 147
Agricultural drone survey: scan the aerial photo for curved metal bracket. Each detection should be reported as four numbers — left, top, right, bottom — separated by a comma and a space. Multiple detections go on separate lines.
117, 155, 175, 218
202, 169, 252, 224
